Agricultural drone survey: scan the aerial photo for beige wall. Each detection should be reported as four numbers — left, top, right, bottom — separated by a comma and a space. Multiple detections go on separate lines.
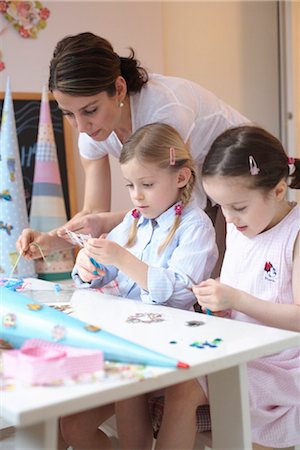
162, 1, 279, 137
0, 1, 287, 213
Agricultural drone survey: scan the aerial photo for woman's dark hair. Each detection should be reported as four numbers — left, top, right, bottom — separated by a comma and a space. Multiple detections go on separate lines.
202, 125, 300, 190
49, 32, 148, 96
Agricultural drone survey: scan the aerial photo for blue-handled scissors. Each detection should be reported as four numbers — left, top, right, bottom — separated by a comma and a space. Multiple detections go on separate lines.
90, 257, 105, 275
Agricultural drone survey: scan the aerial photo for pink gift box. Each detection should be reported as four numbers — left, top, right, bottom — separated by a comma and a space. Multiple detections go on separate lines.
2, 339, 104, 384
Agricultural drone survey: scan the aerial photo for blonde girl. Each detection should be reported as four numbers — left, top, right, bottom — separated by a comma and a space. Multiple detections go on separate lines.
59, 123, 217, 450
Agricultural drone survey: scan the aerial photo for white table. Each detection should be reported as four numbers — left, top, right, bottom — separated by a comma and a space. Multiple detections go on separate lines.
2, 288, 299, 450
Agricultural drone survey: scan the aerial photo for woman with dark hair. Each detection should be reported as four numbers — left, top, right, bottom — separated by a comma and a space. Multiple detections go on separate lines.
17, 31, 248, 260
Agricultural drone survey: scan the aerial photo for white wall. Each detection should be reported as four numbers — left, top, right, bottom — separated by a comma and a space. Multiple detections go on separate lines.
1, 1, 282, 213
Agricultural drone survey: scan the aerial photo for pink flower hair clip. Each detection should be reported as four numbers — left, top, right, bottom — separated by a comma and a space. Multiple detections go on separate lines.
131, 208, 140, 219
249, 155, 260, 176
175, 204, 183, 216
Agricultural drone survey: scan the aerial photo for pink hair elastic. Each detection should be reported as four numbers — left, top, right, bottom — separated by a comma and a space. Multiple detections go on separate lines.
131, 208, 140, 219
170, 147, 176, 166
249, 155, 260, 175
175, 204, 183, 216
288, 157, 295, 175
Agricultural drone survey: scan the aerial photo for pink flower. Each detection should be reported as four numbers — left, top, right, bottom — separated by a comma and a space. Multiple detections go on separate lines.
0, 1, 8, 13
0, 61, 5, 72
19, 26, 30, 38
39, 7, 50, 20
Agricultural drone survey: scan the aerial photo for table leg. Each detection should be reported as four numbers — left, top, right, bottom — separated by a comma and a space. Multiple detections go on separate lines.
14, 417, 57, 450
207, 363, 252, 450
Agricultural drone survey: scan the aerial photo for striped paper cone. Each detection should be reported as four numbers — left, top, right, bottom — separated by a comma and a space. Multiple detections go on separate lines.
30, 87, 74, 280
0, 78, 36, 278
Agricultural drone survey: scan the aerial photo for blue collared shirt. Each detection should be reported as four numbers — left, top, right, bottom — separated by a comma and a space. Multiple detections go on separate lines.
72, 200, 218, 310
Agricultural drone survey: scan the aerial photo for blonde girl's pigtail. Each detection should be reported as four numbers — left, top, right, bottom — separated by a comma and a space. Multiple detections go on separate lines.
125, 209, 140, 248
158, 166, 196, 255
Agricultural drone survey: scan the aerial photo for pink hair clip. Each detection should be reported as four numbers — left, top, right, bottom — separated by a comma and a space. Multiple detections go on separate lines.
249, 155, 260, 176
288, 157, 295, 165
131, 208, 140, 219
175, 204, 183, 216
170, 147, 176, 166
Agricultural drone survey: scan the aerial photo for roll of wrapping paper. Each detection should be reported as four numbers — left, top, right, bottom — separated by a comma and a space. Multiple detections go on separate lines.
0, 286, 189, 368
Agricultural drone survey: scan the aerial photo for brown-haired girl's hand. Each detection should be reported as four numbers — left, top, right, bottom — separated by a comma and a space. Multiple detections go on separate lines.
192, 278, 236, 313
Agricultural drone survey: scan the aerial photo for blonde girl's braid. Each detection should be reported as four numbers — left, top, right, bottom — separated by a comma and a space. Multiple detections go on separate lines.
119, 123, 197, 253
158, 165, 196, 255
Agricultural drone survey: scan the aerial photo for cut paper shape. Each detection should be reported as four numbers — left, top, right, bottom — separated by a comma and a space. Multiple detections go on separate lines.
0, 78, 36, 278
30, 87, 74, 280
0, 286, 189, 368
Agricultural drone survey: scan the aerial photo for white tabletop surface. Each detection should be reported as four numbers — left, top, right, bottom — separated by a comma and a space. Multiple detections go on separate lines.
2, 286, 299, 428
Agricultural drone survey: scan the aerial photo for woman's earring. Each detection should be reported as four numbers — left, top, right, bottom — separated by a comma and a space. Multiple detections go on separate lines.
119, 101, 124, 108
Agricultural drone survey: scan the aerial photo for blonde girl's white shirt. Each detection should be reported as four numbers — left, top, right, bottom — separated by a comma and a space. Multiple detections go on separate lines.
221, 203, 300, 324
72, 200, 218, 310
78, 74, 249, 209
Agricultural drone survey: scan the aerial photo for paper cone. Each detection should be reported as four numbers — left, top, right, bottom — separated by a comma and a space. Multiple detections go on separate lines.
30, 86, 74, 280
0, 78, 36, 278
0, 286, 188, 368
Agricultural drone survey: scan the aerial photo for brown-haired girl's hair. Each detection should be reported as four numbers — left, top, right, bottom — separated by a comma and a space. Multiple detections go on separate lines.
49, 32, 148, 96
202, 125, 300, 190
120, 123, 196, 254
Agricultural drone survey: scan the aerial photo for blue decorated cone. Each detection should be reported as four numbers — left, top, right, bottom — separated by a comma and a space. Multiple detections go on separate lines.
30, 86, 74, 280
0, 286, 189, 368
0, 78, 36, 278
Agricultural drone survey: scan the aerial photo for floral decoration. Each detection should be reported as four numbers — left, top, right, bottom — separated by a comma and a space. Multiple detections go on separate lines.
0, 1, 50, 39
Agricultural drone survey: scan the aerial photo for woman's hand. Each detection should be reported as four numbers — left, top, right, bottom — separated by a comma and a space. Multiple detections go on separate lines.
16, 228, 72, 260
192, 278, 237, 313
56, 211, 127, 242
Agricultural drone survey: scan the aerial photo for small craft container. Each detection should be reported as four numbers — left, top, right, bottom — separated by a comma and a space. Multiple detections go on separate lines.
2, 338, 104, 384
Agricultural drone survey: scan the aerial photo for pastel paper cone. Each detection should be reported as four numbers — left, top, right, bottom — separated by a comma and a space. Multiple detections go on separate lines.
0, 286, 188, 368
0, 78, 36, 278
30, 87, 74, 280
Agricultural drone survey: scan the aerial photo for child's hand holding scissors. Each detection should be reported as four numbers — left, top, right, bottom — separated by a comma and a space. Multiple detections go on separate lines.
75, 249, 105, 282
84, 236, 126, 268
192, 278, 234, 317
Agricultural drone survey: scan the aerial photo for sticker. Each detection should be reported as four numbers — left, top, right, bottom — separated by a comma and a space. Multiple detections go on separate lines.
2, 313, 16, 328
0, 189, 12, 201
126, 313, 165, 324
0, 221, 13, 235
